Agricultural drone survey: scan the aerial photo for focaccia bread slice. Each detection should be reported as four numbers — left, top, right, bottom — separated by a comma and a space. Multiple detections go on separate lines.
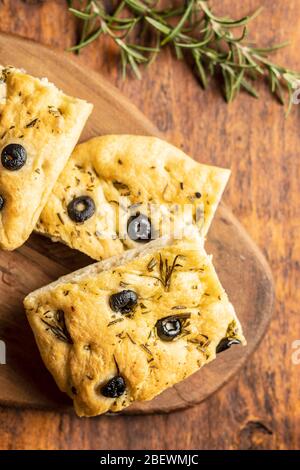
37, 135, 230, 260
24, 235, 245, 417
0, 65, 93, 250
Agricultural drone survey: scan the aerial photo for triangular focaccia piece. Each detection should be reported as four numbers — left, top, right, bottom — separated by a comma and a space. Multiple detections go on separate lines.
24, 236, 245, 417
37, 135, 230, 260
0, 66, 93, 250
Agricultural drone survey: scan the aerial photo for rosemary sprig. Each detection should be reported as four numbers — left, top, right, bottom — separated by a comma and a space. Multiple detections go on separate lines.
158, 253, 184, 291
41, 310, 73, 344
68, 0, 300, 111
142, 253, 184, 291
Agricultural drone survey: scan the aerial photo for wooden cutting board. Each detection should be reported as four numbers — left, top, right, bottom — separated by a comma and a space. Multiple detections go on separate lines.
0, 33, 275, 415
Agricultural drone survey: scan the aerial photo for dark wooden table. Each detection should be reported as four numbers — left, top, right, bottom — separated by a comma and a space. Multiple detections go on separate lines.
0, 0, 299, 450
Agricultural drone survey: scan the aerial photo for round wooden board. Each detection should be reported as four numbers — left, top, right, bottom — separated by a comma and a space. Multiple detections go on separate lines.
0, 34, 275, 415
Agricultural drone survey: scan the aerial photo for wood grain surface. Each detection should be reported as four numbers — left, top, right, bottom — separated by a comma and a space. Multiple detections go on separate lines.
0, 0, 299, 450
0, 33, 274, 415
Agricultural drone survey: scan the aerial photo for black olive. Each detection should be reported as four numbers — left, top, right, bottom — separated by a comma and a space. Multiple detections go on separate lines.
101, 376, 126, 398
195, 192, 201, 199
67, 195, 96, 223
216, 337, 241, 354
127, 213, 152, 243
109, 290, 138, 314
1, 144, 27, 171
0, 196, 4, 211
156, 316, 182, 341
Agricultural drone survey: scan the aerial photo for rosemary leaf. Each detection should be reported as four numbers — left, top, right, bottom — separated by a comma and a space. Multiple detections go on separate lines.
161, 0, 194, 46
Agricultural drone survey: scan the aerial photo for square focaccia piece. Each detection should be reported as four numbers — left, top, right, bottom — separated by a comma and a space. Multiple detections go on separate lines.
24, 235, 245, 417
37, 135, 230, 260
0, 65, 93, 250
